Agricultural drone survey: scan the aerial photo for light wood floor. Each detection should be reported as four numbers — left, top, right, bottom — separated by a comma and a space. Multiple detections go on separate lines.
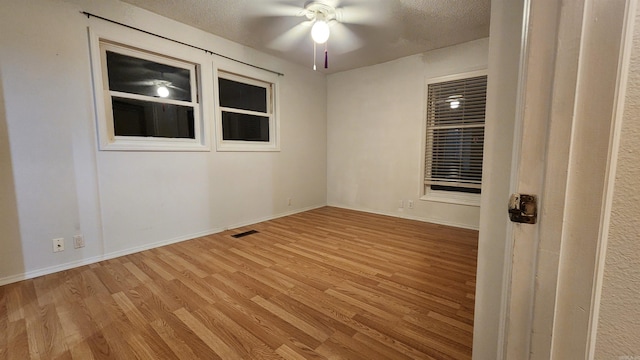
0, 207, 478, 360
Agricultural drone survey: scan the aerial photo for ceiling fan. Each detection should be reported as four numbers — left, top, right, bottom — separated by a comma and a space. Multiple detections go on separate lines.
107, 52, 191, 98
124, 79, 188, 98
253, 1, 394, 71
303, 2, 335, 70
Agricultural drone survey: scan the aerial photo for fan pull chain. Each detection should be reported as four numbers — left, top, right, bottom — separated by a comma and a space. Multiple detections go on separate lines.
324, 43, 328, 69
313, 41, 317, 71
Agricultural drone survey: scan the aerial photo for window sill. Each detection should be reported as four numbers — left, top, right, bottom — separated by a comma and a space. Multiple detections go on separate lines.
215, 140, 280, 152
420, 190, 481, 207
100, 137, 210, 152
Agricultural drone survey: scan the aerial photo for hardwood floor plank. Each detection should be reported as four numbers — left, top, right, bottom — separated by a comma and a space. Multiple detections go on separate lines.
82, 296, 139, 359
320, 329, 418, 360
0, 286, 7, 360
314, 332, 369, 360
354, 312, 470, 360
149, 318, 204, 360
271, 264, 334, 292
0, 207, 477, 359
5, 284, 25, 322
22, 285, 66, 359
121, 261, 152, 284
192, 305, 283, 360
251, 295, 331, 343
284, 285, 359, 321
68, 340, 95, 360
123, 332, 167, 360
6, 319, 29, 360
201, 279, 324, 351
351, 331, 419, 360
335, 280, 415, 316
141, 258, 176, 282
268, 292, 357, 338
173, 308, 239, 359
324, 288, 399, 322
276, 344, 317, 360
111, 291, 148, 329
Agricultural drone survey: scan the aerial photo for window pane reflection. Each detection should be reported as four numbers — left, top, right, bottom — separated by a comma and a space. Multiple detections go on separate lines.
106, 51, 192, 102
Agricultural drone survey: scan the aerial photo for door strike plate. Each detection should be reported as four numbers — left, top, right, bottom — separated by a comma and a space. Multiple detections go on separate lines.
508, 193, 537, 224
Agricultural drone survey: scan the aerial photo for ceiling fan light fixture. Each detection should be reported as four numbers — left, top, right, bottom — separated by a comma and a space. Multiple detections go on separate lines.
446, 95, 463, 109
311, 19, 330, 44
157, 85, 170, 98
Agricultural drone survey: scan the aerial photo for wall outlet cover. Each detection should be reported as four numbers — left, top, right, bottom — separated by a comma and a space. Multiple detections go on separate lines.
53, 238, 64, 252
73, 235, 85, 249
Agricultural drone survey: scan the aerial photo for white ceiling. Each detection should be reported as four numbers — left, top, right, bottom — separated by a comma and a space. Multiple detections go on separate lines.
121, 0, 491, 74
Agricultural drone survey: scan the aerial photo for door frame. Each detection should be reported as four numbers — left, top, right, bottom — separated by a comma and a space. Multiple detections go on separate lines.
473, 0, 636, 358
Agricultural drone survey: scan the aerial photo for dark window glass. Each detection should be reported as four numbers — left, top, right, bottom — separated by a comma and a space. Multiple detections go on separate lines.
429, 127, 483, 194
218, 78, 267, 113
112, 97, 194, 139
430, 128, 483, 179
221, 112, 269, 142
430, 185, 481, 194
106, 51, 192, 102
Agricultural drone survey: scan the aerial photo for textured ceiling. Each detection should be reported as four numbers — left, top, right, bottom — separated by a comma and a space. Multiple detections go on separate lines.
120, 0, 491, 73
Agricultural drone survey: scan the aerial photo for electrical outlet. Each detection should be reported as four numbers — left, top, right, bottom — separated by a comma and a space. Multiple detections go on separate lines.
52, 238, 64, 252
73, 235, 85, 249
408, 200, 414, 209
287, 198, 292, 206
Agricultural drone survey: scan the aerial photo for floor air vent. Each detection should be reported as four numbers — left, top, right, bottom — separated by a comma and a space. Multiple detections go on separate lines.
232, 230, 259, 238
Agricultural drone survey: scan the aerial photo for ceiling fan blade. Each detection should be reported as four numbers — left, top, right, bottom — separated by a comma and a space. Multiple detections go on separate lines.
336, 0, 396, 27
268, 20, 312, 52
120, 80, 187, 92
125, 80, 157, 86
327, 22, 363, 54
246, 1, 304, 18
166, 83, 184, 90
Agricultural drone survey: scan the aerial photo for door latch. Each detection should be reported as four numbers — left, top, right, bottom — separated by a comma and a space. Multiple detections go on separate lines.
508, 193, 537, 224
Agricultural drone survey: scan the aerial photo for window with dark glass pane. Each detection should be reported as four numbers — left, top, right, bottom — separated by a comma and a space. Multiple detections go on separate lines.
106, 51, 191, 101
105, 50, 195, 139
218, 75, 271, 142
221, 113, 269, 142
112, 98, 195, 138
218, 78, 267, 113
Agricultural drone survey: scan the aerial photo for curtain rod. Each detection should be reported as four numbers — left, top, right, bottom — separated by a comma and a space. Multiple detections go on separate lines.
81, 11, 284, 77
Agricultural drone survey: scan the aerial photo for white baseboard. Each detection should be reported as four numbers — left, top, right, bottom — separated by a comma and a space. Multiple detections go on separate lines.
0, 204, 327, 286
0, 227, 225, 287
327, 203, 480, 231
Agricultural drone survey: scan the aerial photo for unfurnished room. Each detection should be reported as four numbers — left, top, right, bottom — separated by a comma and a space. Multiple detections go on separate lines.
1, 0, 639, 359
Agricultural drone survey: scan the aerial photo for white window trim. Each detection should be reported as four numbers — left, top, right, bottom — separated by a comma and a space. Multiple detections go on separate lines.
214, 65, 280, 152
88, 25, 211, 152
422, 189, 481, 206
419, 69, 487, 207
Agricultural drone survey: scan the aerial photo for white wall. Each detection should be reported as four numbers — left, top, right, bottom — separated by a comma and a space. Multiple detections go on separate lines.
0, 0, 327, 284
326, 38, 489, 230
595, 2, 640, 356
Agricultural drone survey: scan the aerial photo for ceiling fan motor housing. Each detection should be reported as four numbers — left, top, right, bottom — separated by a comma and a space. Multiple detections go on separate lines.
304, 2, 337, 22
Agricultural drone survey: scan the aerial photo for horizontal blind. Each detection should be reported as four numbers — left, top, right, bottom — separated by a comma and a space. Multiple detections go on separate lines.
425, 75, 487, 191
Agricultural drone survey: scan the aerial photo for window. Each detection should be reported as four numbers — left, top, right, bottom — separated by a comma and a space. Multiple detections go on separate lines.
215, 70, 278, 151
423, 71, 487, 203
90, 30, 209, 151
